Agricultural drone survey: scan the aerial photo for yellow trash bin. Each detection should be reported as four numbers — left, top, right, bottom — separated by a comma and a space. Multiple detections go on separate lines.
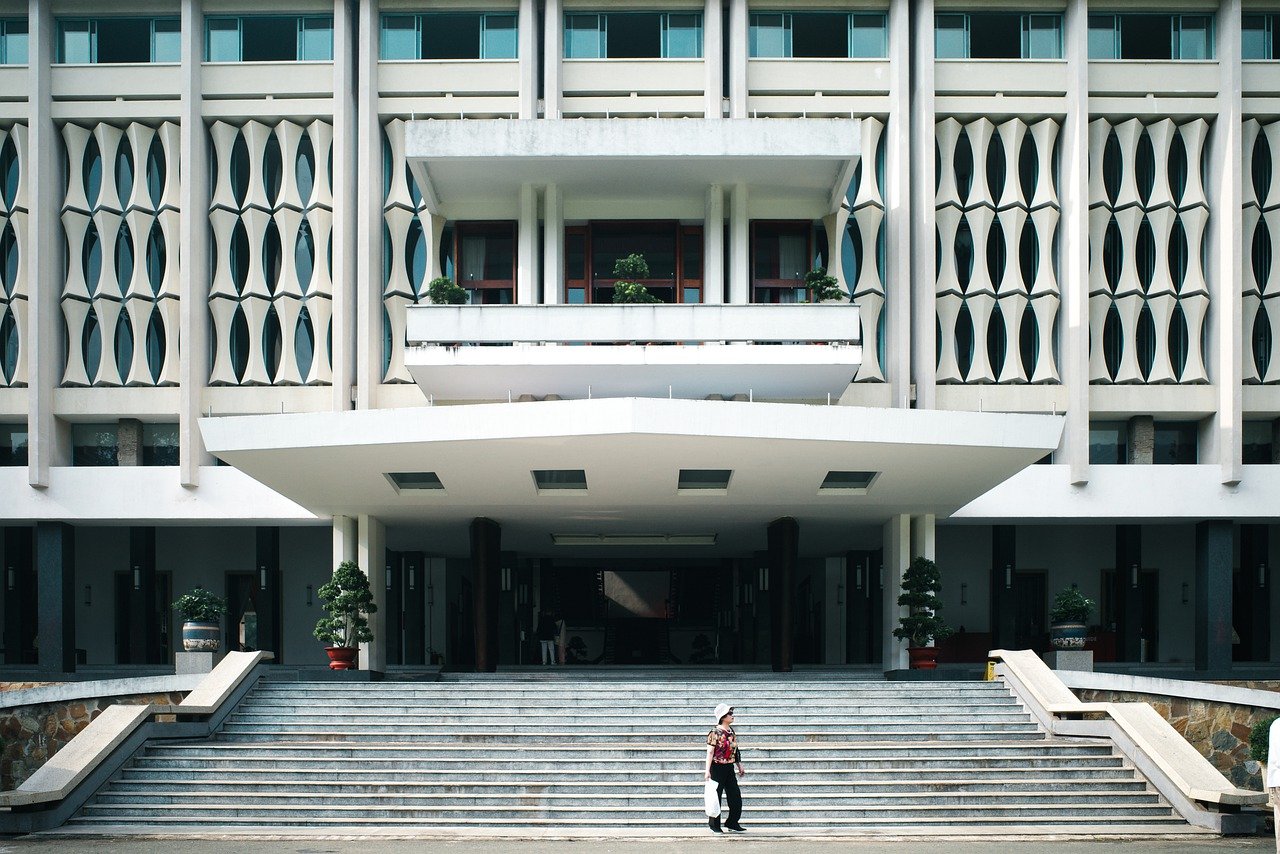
984, 660, 996, 681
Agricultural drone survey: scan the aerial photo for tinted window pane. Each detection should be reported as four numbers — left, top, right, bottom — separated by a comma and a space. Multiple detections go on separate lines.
60, 20, 93, 63
663, 13, 701, 58
207, 18, 240, 61
0, 424, 26, 466
1024, 14, 1061, 59
72, 423, 119, 466
935, 14, 967, 58
95, 18, 151, 63
850, 14, 886, 58
792, 12, 848, 58
606, 13, 661, 59
565, 14, 602, 58
1243, 421, 1275, 463
482, 14, 518, 58
1119, 15, 1172, 60
142, 422, 179, 466
2, 21, 28, 65
1175, 15, 1211, 60
749, 13, 787, 58
1243, 15, 1270, 60
152, 18, 181, 62
298, 17, 332, 60
968, 13, 1020, 59
1089, 421, 1127, 464
382, 15, 418, 59
1154, 422, 1197, 464
242, 16, 298, 61
1087, 15, 1117, 59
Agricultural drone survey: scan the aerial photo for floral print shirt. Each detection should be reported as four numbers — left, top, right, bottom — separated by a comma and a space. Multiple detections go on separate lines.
707, 726, 738, 764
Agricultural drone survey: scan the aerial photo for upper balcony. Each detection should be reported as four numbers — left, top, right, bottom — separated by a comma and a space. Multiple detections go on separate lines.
747, 59, 890, 116
561, 59, 705, 117
379, 59, 521, 118
404, 303, 861, 401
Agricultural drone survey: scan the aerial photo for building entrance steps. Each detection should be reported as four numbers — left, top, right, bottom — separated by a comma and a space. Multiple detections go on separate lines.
63, 674, 1212, 836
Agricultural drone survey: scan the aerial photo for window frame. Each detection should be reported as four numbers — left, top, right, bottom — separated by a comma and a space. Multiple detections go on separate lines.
380, 12, 519, 60
57, 16, 182, 64
564, 12, 703, 59
1243, 13, 1274, 60
204, 15, 335, 63
934, 12, 1062, 60
748, 11, 888, 59
0, 19, 29, 65
1088, 12, 1216, 60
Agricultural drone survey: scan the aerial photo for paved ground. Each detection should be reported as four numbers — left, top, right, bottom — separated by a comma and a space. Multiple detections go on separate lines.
2, 837, 1279, 854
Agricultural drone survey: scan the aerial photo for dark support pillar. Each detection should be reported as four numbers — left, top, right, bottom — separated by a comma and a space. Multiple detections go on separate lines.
1115, 524, 1142, 662
1243, 525, 1271, 662
991, 525, 1017, 649
128, 526, 158, 664
255, 527, 281, 661
768, 517, 797, 673
37, 522, 75, 674
404, 551, 426, 665
470, 517, 501, 673
3, 527, 36, 665
1196, 521, 1234, 672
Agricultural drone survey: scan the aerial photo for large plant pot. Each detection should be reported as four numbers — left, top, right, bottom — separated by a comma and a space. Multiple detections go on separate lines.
325, 646, 359, 670
181, 620, 221, 652
1050, 622, 1088, 650
907, 647, 938, 670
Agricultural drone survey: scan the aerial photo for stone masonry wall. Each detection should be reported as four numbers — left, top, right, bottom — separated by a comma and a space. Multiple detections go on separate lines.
0, 691, 186, 791
1076, 683, 1280, 791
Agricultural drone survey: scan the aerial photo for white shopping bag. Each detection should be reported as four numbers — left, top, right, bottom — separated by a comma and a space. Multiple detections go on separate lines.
703, 780, 721, 817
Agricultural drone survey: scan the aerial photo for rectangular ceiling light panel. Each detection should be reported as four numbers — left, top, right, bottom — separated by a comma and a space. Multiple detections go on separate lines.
386, 471, 445, 491
551, 534, 717, 546
677, 469, 733, 491
819, 470, 880, 492
533, 469, 588, 491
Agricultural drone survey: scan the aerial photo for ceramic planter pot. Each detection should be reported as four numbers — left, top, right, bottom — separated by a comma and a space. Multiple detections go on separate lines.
907, 646, 938, 669
181, 620, 221, 652
1050, 622, 1088, 650
325, 646, 359, 670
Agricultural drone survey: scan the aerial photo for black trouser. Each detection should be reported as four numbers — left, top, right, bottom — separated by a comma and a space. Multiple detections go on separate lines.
710, 762, 742, 825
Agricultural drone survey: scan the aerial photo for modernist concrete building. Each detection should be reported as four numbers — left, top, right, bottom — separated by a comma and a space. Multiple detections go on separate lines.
0, 0, 1276, 676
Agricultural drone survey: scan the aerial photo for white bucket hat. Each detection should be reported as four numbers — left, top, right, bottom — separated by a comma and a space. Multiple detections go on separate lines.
712, 703, 734, 725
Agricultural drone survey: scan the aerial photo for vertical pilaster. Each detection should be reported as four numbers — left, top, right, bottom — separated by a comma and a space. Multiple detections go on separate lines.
333, 514, 357, 567
26, 0, 55, 486
1062, 0, 1090, 484
1115, 524, 1142, 662
703, 0, 723, 119
543, 184, 563, 304
517, 184, 539, 305
728, 0, 747, 118
36, 521, 74, 673
1195, 520, 1233, 672
354, 0, 381, 409
543, 0, 563, 119
767, 517, 797, 672
703, 185, 724, 304
882, 514, 909, 671
885, 0, 911, 408
728, 184, 748, 304
357, 514, 386, 672
1215, 0, 1244, 486
471, 517, 501, 672
330, 0, 357, 413
909, 0, 936, 410
518, 0, 538, 119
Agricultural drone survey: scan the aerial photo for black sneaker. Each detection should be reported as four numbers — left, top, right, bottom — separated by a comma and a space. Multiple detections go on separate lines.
725, 823, 747, 832
709, 817, 723, 833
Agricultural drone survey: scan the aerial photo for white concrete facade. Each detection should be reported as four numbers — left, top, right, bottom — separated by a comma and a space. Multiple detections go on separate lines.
0, 0, 1277, 675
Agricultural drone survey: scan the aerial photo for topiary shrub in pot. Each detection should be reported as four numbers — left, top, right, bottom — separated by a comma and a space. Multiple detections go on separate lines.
611, 254, 661, 304
427, 276, 467, 305
892, 556, 953, 669
313, 560, 377, 670
1049, 586, 1094, 650
804, 267, 846, 303
173, 586, 228, 652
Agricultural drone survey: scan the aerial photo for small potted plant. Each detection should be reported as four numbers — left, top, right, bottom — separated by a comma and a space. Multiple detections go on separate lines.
172, 586, 228, 652
313, 560, 377, 670
805, 267, 846, 303
427, 276, 467, 305
611, 254, 661, 304
1049, 586, 1094, 650
892, 556, 953, 669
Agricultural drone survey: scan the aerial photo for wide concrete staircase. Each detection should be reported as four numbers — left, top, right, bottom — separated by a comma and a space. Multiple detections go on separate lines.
65, 671, 1206, 835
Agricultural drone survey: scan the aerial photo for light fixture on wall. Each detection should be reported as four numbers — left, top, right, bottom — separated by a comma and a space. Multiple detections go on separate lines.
84, 584, 92, 607
133, 565, 141, 591
1130, 564, 1139, 589
855, 565, 863, 591
259, 565, 268, 589
5, 566, 14, 590
960, 582, 968, 606
306, 584, 313, 607
758, 567, 769, 592
408, 566, 416, 590
836, 584, 844, 606
386, 564, 393, 590
1260, 563, 1268, 589
1181, 582, 1189, 605
1004, 565, 1012, 590
427, 581, 435, 608
501, 566, 512, 592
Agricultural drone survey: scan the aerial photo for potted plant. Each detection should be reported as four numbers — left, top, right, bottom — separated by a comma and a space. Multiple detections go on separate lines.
805, 267, 846, 303
892, 556, 953, 669
1251, 716, 1277, 785
1049, 586, 1094, 650
172, 586, 228, 652
427, 276, 467, 305
313, 560, 377, 670
611, 254, 661, 304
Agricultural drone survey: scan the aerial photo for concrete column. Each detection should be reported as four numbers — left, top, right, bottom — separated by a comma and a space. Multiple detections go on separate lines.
703, 185, 724, 305
330, 0, 358, 413
990, 525, 1017, 649
543, 184, 563, 304
517, 184, 540, 305
882, 514, 909, 671
1126, 416, 1155, 465
728, 184, 749, 304
910, 514, 935, 563
471, 517, 502, 672
767, 517, 797, 672
333, 514, 357, 566
543, 0, 562, 119
256, 527, 282, 662
1214, 0, 1244, 486
179, 0, 212, 486
357, 514, 386, 672
518, 0, 538, 119
909, 0, 936, 410
1242, 524, 1270, 662
1195, 521, 1233, 672
1115, 524, 1142, 662
727, 0, 747, 118
127, 527, 158, 664
36, 522, 74, 673
26, 0, 56, 486
703, 0, 723, 119
354, 0, 381, 408
117, 419, 142, 466
884, 0, 911, 408
1062, 0, 1090, 485
824, 556, 846, 665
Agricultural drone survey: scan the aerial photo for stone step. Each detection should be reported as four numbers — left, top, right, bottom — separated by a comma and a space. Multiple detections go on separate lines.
223, 711, 1034, 726
235, 699, 1022, 713
247, 685, 1009, 697
209, 729, 1048, 744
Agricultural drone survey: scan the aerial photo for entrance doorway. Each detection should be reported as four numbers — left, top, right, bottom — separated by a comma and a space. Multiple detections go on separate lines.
1013, 570, 1047, 651
114, 570, 171, 664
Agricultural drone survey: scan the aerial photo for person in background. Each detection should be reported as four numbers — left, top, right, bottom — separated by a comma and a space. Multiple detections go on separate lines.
536, 610, 557, 665
705, 703, 745, 833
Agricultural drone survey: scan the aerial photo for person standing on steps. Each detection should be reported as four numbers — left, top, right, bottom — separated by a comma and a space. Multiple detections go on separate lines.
536, 610, 557, 665
705, 703, 745, 833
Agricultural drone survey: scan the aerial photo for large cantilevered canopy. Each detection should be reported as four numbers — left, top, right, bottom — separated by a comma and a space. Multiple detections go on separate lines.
404, 118, 860, 219
200, 398, 1063, 556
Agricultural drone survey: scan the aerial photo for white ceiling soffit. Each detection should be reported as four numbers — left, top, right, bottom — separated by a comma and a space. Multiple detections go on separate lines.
199, 398, 1063, 556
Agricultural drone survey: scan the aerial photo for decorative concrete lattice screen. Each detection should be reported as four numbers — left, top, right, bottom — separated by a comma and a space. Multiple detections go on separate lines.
935, 117, 1061, 384
841, 117, 887, 383
1244, 119, 1280, 384
0, 124, 26, 388
1087, 117, 1210, 385
61, 122, 181, 387
208, 120, 334, 386
382, 118, 432, 384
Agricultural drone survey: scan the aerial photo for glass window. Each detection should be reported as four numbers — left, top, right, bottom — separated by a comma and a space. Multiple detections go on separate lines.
298, 17, 333, 61
481, 14, 518, 59
850, 14, 887, 58
1244, 421, 1276, 464
1088, 14, 1118, 59
142, 423, 179, 466
72, 423, 119, 467
152, 18, 181, 62
59, 19, 94, 63
935, 13, 967, 58
565, 14, 604, 58
0, 20, 28, 65
242, 16, 299, 61
749, 13, 788, 58
0, 423, 26, 466
1174, 15, 1211, 60
381, 15, 418, 59
791, 12, 849, 58
601, 13, 661, 58
206, 17, 241, 61
1023, 14, 1061, 59
1244, 15, 1272, 59
207, 16, 332, 62
423, 13, 482, 59
1088, 421, 1127, 464
1154, 422, 1198, 464
662, 13, 701, 58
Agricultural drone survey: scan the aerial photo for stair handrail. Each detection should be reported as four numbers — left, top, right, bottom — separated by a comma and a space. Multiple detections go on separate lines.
0, 650, 272, 825
989, 648, 1265, 834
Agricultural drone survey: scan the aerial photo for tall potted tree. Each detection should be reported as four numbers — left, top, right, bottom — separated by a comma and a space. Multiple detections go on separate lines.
313, 560, 377, 670
611, 254, 661, 304
427, 276, 467, 305
1049, 586, 1094, 650
805, 267, 846, 303
892, 556, 953, 669
173, 586, 228, 652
